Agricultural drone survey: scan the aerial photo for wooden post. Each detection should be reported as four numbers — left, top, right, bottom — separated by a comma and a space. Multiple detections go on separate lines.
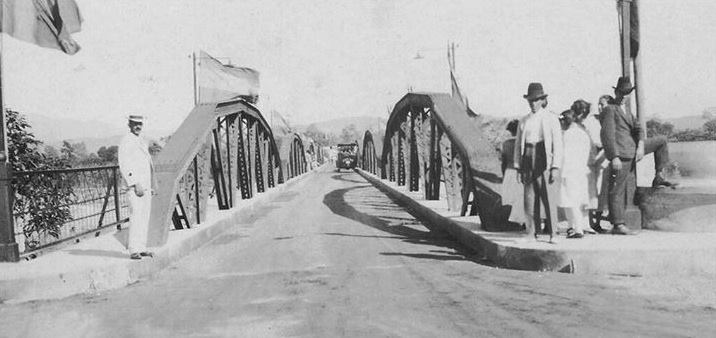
0, 35, 20, 262
632, 0, 646, 137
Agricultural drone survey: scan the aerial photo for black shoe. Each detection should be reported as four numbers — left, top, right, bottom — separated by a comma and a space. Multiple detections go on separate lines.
130, 253, 142, 260
139, 251, 154, 258
652, 176, 678, 189
611, 224, 636, 235
591, 224, 608, 234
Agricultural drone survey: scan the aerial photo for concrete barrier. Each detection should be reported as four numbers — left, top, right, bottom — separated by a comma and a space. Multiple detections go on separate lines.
356, 168, 716, 277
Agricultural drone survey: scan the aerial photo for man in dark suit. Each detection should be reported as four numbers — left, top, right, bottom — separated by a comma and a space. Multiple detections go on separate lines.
601, 77, 676, 235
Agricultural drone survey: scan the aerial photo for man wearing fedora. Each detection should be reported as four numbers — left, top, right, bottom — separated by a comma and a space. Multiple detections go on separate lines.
118, 115, 155, 259
513, 83, 563, 243
601, 76, 676, 235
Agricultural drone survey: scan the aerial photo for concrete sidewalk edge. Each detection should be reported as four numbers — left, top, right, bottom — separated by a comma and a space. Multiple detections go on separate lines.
0, 169, 318, 304
356, 168, 716, 277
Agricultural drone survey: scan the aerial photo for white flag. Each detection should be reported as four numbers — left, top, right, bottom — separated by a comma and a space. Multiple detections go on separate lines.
197, 50, 259, 104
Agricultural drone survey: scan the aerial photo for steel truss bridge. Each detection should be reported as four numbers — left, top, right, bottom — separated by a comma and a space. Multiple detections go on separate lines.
360, 93, 508, 230
147, 99, 314, 246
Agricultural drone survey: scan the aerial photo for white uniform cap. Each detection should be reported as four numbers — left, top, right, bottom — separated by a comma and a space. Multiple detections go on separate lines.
127, 115, 145, 123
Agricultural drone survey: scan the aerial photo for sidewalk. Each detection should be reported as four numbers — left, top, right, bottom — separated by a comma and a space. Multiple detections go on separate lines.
0, 169, 317, 304
356, 168, 716, 277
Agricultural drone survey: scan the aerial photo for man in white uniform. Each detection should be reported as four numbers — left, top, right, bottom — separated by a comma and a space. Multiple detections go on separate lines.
118, 115, 154, 259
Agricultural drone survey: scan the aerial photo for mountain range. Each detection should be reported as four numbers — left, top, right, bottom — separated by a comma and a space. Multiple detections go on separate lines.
23, 113, 172, 152
294, 116, 387, 134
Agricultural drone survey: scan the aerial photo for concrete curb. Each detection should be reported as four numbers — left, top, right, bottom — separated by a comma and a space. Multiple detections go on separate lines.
356, 168, 716, 276
0, 169, 318, 304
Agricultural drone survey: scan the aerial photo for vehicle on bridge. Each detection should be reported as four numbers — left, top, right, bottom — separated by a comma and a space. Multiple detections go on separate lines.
335, 143, 358, 171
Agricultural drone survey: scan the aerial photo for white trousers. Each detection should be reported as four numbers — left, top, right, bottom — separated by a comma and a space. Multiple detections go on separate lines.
128, 192, 151, 253
565, 206, 588, 233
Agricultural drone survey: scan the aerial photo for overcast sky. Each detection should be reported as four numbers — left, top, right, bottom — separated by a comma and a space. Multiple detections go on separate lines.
4, 0, 716, 135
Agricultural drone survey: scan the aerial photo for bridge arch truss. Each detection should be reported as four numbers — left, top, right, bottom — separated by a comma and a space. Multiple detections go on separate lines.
277, 132, 308, 181
380, 93, 506, 229
360, 130, 383, 176
148, 99, 284, 246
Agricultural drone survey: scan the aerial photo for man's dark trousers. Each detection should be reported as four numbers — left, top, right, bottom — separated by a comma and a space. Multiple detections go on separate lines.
608, 158, 634, 225
645, 136, 670, 172
521, 142, 555, 236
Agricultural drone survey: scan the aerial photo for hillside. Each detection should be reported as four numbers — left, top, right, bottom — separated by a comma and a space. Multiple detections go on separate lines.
664, 113, 715, 130
295, 116, 387, 134
23, 113, 172, 152
25, 113, 125, 145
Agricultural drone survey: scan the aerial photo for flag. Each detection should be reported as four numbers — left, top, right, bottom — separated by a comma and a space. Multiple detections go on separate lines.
447, 43, 477, 117
1, 0, 83, 55
629, 0, 639, 58
197, 50, 259, 104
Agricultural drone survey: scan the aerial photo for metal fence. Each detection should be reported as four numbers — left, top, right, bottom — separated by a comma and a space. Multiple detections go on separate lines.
12, 165, 130, 254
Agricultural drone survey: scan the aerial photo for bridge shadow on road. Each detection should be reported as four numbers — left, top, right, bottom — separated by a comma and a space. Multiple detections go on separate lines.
329, 172, 367, 184
323, 175, 493, 266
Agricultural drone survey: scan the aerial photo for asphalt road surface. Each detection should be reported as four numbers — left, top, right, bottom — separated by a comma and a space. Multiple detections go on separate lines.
1, 169, 714, 337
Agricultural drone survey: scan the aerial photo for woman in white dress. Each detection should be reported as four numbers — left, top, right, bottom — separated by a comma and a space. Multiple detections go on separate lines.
558, 106, 592, 238
500, 119, 526, 226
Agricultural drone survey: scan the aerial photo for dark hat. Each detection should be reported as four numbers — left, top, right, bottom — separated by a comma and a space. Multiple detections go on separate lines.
523, 82, 548, 101
612, 76, 636, 95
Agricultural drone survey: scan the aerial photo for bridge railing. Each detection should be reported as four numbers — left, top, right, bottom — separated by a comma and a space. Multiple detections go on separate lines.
12, 165, 129, 255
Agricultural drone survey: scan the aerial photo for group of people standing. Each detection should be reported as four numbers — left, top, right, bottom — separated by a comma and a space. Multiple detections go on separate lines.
501, 77, 676, 243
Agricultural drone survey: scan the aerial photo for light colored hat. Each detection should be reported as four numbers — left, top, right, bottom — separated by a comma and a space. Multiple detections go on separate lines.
127, 115, 144, 123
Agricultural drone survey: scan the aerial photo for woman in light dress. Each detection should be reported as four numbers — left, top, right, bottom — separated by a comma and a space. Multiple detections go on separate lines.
558, 103, 593, 238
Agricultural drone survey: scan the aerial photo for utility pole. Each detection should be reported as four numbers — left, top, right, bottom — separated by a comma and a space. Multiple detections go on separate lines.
632, 0, 646, 135
619, 0, 633, 115
0, 34, 21, 262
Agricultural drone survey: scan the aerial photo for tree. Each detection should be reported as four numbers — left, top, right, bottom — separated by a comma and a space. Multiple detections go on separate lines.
97, 145, 118, 164
60, 140, 101, 167
703, 118, 716, 136
43, 145, 60, 158
339, 124, 361, 144
304, 124, 335, 147
646, 118, 674, 138
5, 109, 73, 249
671, 128, 709, 142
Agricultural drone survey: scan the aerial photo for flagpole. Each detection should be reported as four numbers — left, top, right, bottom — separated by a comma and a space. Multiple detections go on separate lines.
0, 27, 21, 262
192, 52, 198, 106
